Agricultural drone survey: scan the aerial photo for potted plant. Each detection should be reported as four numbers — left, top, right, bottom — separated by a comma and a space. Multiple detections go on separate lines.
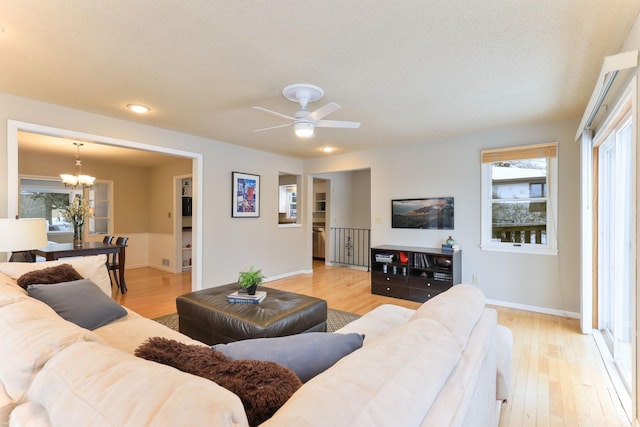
238, 266, 265, 295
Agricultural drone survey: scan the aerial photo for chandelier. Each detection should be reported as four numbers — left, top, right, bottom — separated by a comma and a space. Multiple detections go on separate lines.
60, 143, 96, 189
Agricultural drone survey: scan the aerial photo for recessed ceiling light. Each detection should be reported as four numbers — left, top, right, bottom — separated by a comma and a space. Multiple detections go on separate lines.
323, 147, 334, 153
127, 104, 151, 114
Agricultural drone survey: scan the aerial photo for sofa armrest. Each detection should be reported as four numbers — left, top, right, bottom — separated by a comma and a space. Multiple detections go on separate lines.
496, 324, 513, 401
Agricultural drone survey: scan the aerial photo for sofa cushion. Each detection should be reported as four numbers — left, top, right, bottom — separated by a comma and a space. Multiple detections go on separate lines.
16, 263, 83, 289
0, 255, 111, 296
135, 337, 301, 426
27, 341, 248, 427
0, 384, 15, 427
335, 304, 415, 343
213, 332, 364, 382
0, 277, 28, 308
27, 279, 127, 330
8, 401, 50, 427
0, 297, 100, 402
409, 284, 486, 350
94, 315, 205, 354
0, 272, 27, 294
261, 318, 461, 427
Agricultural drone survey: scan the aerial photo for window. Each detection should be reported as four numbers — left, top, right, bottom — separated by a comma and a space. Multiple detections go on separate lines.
20, 178, 113, 241
481, 142, 558, 255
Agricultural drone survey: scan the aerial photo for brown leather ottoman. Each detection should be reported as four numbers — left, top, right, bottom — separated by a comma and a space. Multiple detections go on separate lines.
176, 283, 327, 345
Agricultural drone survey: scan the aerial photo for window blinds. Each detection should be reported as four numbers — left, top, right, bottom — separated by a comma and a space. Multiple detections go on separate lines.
481, 142, 557, 163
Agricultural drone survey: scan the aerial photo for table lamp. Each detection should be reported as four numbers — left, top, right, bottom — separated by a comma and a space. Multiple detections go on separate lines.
0, 218, 48, 262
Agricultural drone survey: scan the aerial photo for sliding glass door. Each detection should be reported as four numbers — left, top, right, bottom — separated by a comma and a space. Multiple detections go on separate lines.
597, 114, 633, 391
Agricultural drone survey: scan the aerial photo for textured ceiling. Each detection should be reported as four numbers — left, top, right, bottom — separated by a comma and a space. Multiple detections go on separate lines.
1, 1, 639, 159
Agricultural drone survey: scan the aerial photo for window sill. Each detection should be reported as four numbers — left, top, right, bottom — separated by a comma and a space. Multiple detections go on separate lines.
278, 223, 302, 228
480, 244, 558, 256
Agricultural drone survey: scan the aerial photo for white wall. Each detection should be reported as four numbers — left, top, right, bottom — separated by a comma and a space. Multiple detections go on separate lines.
315, 169, 371, 229
0, 93, 306, 289
305, 118, 581, 314
0, 92, 582, 313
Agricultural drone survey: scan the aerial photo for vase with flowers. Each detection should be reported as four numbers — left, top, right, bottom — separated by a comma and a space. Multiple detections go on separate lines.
62, 196, 93, 247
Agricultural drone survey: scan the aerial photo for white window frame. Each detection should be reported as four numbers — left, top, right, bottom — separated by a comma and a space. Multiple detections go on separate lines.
480, 142, 559, 256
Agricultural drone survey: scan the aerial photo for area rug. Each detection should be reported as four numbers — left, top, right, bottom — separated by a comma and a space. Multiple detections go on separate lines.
153, 308, 360, 333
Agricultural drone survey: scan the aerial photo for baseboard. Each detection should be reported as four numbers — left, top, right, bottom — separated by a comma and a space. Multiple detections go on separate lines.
325, 262, 369, 272
486, 298, 580, 319
140, 263, 175, 273
265, 269, 312, 282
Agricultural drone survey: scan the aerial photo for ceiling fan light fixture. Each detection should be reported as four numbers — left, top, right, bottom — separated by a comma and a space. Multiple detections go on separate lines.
294, 121, 314, 137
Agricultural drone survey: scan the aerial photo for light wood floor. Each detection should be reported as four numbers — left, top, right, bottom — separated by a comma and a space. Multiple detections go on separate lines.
115, 263, 630, 427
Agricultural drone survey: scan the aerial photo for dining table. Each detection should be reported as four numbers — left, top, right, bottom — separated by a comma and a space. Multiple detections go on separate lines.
33, 241, 128, 293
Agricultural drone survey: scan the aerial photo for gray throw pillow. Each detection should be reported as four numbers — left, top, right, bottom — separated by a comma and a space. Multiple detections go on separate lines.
27, 279, 127, 330
212, 332, 364, 382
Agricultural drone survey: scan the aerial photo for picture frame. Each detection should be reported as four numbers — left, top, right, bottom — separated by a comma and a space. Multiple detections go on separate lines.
391, 197, 454, 229
232, 172, 260, 218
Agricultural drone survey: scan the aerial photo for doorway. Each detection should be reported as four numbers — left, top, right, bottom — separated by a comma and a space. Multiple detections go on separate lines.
312, 178, 328, 261
7, 120, 203, 291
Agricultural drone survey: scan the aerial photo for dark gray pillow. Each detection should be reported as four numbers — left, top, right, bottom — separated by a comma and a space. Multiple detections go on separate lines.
212, 332, 364, 382
27, 279, 127, 330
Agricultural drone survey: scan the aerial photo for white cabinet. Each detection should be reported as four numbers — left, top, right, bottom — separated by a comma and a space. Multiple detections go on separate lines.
315, 192, 326, 212
181, 178, 192, 271
89, 182, 112, 236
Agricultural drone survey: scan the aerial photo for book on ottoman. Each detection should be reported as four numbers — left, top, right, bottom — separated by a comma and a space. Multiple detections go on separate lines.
228, 291, 267, 304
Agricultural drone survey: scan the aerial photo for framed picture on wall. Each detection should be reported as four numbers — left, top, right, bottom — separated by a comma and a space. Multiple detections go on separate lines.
232, 172, 260, 218
391, 197, 454, 229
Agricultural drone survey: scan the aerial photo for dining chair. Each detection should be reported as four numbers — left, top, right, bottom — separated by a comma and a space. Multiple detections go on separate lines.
103, 235, 114, 244
107, 236, 128, 292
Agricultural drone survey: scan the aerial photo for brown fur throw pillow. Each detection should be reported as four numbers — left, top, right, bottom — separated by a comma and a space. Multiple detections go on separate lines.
17, 264, 84, 290
135, 337, 302, 426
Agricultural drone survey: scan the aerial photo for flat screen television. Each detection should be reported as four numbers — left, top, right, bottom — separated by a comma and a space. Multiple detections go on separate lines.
391, 197, 454, 229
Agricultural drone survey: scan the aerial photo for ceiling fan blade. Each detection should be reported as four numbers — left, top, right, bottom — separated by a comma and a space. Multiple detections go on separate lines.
315, 120, 361, 129
308, 102, 341, 121
252, 106, 296, 121
253, 123, 293, 132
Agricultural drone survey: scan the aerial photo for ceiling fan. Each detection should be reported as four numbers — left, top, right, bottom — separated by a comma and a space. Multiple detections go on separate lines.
253, 84, 361, 138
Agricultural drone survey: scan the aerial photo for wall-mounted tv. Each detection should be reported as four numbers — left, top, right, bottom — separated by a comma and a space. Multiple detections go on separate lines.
391, 197, 454, 229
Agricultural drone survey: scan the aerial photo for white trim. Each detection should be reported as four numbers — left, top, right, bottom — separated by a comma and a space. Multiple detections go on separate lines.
593, 330, 633, 422
575, 50, 638, 140
265, 269, 313, 281
7, 120, 204, 292
486, 298, 580, 320
278, 223, 302, 228
479, 244, 558, 256
580, 129, 594, 334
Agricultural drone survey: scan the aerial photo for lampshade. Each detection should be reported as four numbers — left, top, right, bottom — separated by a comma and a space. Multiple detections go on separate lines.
0, 218, 48, 252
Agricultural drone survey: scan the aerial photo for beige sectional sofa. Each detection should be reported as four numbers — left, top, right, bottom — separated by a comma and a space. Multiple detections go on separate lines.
0, 256, 511, 427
